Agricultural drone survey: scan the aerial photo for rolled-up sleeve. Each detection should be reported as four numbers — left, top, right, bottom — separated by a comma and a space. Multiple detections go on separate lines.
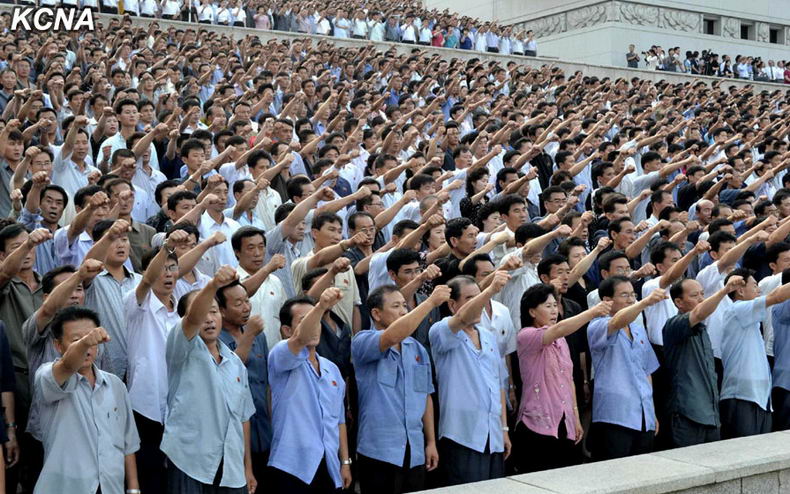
587, 317, 615, 353
350, 330, 385, 365
429, 318, 462, 355
35, 362, 77, 405
268, 340, 308, 375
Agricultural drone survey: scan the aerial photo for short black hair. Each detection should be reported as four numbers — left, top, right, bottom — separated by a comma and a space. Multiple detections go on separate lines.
367, 285, 402, 312
460, 254, 494, 277
447, 275, 478, 301
725, 268, 755, 299
216, 279, 245, 309
599, 275, 631, 299
445, 217, 473, 244
386, 248, 421, 273
302, 268, 328, 293
51, 306, 100, 341
520, 283, 556, 328
279, 296, 315, 329
231, 226, 266, 252
0, 223, 28, 252
650, 241, 681, 266
42, 265, 77, 295
537, 254, 568, 279
599, 249, 628, 274
709, 231, 737, 253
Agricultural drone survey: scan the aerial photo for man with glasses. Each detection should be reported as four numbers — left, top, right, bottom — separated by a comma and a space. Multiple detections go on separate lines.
587, 276, 666, 460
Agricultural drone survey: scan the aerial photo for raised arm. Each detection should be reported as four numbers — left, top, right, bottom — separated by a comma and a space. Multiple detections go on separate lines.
524, 225, 571, 257
379, 285, 450, 350
176, 231, 225, 279
688, 275, 743, 326
658, 240, 708, 289
35, 259, 103, 332
625, 220, 670, 260
182, 265, 238, 341
51, 327, 111, 386
716, 231, 767, 274
543, 301, 611, 345
0, 229, 51, 288
287, 287, 342, 355
233, 315, 264, 364
280, 187, 334, 239
448, 271, 509, 332
607, 288, 667, 334
568, 237, 610, 287
134, 229, 189, 305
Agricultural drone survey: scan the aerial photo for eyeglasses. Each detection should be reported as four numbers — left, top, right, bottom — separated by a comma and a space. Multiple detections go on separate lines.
616, 292, 637, 300
164, 265, 179, 272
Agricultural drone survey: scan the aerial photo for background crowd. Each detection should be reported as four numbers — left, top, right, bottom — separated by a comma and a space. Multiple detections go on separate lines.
627, 44, 790, 83
0, 4, 786, 494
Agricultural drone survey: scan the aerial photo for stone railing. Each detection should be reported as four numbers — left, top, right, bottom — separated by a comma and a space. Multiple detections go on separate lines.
419, 430, 790, 493
10, 7, 784, 93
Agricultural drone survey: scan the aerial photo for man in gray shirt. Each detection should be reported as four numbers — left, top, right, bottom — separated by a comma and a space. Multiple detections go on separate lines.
33, 306, 139, 494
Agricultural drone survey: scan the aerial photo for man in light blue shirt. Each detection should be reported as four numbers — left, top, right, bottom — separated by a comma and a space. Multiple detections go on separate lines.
721, 268, 790, 438
428, 272, 510, 486
352, 284, 444, 493
268, 289, 352, 492
587, 275, 663, 460
33, 306, 139, 494
770, 269, 790, 430
161, 265, 256, 493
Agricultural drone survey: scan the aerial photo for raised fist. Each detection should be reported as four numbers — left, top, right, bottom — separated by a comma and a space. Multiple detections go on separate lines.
428, 284, 451, 307
212, 265, 238, 288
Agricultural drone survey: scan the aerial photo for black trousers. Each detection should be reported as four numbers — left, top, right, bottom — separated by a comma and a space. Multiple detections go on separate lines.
669, 413, 720, 448
512, 51, 524, 55
440, 438, 504, 486
167, 460, 247, 493
525, 50, 537, 57
651, 344, 671, 451
99, 4, 117, 13
401, 40, 415, 45
589, 421, 654, 461
269, 460, 337, 494
251, 451, 269, 489
486, 47, 499, 53
134, 411, 167, 494
512, 419, 579, 473
773, 387, 790, 431
720, 398, 772, 439
357, 444, 425, 494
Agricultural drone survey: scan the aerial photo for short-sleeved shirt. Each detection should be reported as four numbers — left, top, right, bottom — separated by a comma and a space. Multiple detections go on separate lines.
642, 276, 677, 346
268, 341, 346, 488
772, 300, 790, 392
0, 274, 42, 405
124, 290, 180, 423
292, 255, 361, 329
162, 322, 255, 487
239, 266, 287, 352
84, 268, 141, 379
662, 312, 719, 426
720, 296, 771, 410
219, 328, 272, 454
695, 263, 732, 359
352, 330, 433, 467
517, 326, 577, 440
265, 223, 306, 298
587, 316, 659, 431
33, 362, 139, 494
429, 317, 506, 453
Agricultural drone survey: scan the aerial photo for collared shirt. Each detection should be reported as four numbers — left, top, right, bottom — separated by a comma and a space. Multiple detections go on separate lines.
292, 256, 360, 330
132, 166, 166, 209
173, 269, 211, 303
352, 330, 433, 467
265, 223, 305, 298
85, 268, 141, 379
495, 253, 540, 331
199, 212, 241, 269
0, 274, 42, 404
18, 209, 59, 275
479, 300, 516, 358
33, 363, 139, 494
268, 342, 345, 488
0, 159, 15, 217
772, 299, 790, 392
720, 296, 771, 410
642, 276, 677, 346
239, 265, 286, 352
429, 317, 506, 453
367, 250, 394, 294
253, 187, 282, 232
162, 322, 255, 488
517, 326, 577, 440
695, 263, 733, 359
53, 229, 92, 268
97, 133, 159, 171
23, 313, 112, 438
760, 273, 781, 357
124, 290, 180, 423
587, 316, 659, 431
663, 312, 719, 426
128, 220, 156, 273
219, 328, 271, 454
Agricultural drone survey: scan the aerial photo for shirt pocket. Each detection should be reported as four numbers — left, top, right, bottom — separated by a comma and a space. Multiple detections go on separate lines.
376, 358, 398, 388
412, 362, 432, 394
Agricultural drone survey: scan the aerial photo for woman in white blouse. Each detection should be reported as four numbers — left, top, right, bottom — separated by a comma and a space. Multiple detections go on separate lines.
159, 0, 181, 20
216, 0, 231, 26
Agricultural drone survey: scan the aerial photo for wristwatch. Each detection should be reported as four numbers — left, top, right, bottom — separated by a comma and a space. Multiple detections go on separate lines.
341, 458, 353, 466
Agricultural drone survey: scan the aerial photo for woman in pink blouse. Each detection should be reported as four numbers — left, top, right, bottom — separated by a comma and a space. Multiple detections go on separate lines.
514, 283, 610, 472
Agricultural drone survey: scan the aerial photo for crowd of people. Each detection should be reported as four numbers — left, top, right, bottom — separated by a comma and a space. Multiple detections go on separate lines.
0, 6, 786, 494
627, 44, 790, 84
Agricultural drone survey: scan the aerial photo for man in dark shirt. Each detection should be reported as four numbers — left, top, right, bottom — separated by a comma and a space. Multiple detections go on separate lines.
663, 274, 744, 447
435, 217, 478, 287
